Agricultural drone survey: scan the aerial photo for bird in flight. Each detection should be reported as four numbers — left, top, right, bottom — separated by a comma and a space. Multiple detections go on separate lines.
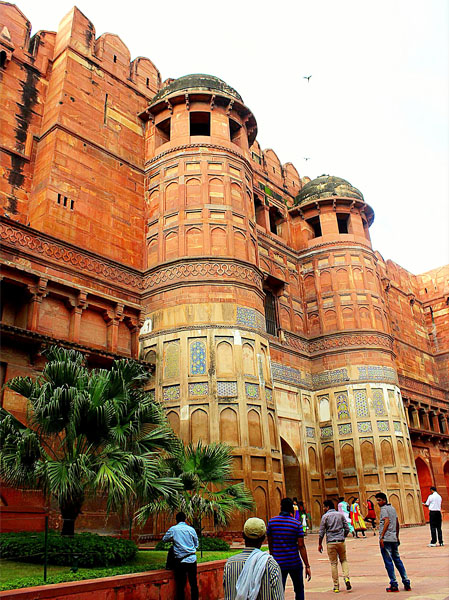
304, 157, 311, 162
303, 75, 312, 82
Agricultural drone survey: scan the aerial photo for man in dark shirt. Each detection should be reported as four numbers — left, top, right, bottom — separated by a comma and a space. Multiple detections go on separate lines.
318, 499, 351, 593
267, 497, 311, 600
375, 492, 411, 593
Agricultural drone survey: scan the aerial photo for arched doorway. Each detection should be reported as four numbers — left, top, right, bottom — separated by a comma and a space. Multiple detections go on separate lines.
281, 438, 302, 502
444, 461, 449, 495
415, 456, 433, 519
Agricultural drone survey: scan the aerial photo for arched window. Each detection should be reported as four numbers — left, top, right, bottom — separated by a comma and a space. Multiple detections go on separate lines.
264, 291, 277, 336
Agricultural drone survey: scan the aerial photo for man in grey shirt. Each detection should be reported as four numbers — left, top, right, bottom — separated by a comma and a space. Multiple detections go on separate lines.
318, 499, 352, 593
375, 492, 411, 593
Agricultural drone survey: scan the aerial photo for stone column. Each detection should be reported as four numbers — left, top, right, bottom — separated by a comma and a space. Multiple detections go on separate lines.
69, 291, 87, 342
27, 278, 48, 331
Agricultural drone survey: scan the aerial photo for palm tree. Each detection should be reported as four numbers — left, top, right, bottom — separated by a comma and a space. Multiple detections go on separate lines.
0, 345, 181, 535
138, 441, 254, 548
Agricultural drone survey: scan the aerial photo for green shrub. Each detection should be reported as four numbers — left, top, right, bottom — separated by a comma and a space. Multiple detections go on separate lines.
0, 532, 137, 567
155, 536, 230, 551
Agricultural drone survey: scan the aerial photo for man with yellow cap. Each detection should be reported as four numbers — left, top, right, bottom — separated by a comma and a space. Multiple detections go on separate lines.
223, 517, 284, 600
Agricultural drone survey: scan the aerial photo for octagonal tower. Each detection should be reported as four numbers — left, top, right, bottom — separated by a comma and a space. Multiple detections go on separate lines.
139, 75, 282, 529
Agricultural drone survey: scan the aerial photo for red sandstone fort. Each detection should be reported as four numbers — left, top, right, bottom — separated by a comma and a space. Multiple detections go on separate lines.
0, 2, 448, 535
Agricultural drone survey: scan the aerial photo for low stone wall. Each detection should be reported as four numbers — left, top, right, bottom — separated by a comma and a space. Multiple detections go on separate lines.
0, 561, 226, 600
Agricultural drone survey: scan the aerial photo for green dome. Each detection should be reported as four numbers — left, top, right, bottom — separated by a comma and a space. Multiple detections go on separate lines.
295, 175, 364, 206
151, 74, 243, 104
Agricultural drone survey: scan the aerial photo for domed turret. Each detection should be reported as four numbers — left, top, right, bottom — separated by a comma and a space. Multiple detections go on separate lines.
150, 74, 243, 104
295, 175, 364, 206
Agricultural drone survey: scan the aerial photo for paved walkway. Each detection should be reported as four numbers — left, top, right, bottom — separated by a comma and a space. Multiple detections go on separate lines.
284, 523, 449, 599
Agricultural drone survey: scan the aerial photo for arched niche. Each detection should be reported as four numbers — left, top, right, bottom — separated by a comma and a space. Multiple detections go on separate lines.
360, 440, 377, 467
324, 309, 337, 331
211, 227, 227, 256
381, 439, 395, 466
217, 341, 233, 375
279, 306, 291, 330
167, 410, 180, 436
253, 485, 268, 524
248, 409, 262, 447
233, 229, 247, 261
165, 181, 178, 212
319, 396, 330, 421
281, 438, 302, 500
261, 347, 270, 383
186, 227, 203, 256
242, 343, 256, 375
308, 446, 318, 473
147, 189, 160, 219
147, 236, 158, 267
323, 445, 336, 472
309, 313, 320, 335
268, 412, 277, 449
341, 443, 356, 470
397, 439, 408, 465
191, 408, 209, 444
406, 492, 417, 524
209, 177, 224, 202
163, 341, 180, 379
319, 270, 332, 293
219, 407, 239, 446
230, 182, 243, 209
165, 230, 178, 260
304, 274, 316, 298
359, 306, 371, 328
342, 307, 354, 329
336, 268, 348, 290
186, 177, 201, 206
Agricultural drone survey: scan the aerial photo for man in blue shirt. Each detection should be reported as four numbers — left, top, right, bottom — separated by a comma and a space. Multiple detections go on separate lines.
267, 497, 311, 600
163, 512, 199, 600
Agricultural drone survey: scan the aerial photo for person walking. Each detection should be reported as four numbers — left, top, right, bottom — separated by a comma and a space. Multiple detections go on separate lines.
267, 497, 311, 600
318, 499, 352, 593
349, 497, 366, 538
375, 492, 411, 593
162, 512, 199, 600
423, 486, 444, 547
223, 517, 283, 600
364, 498, 377, 535
338, 497, 355, 537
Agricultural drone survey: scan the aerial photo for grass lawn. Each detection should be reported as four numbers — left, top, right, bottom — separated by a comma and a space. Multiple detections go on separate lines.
0, 550, 241, 591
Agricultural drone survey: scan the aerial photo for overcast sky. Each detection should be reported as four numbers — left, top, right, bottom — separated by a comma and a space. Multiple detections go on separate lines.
13, 0, 449, 275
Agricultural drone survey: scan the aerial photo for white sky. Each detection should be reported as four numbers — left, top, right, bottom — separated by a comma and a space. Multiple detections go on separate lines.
13, 0, 449, 275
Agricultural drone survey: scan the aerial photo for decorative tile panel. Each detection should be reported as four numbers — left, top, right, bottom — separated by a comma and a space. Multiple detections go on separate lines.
320, 426, 333, 439
336, 392, 350, 420
393, 421, 401, 432
236, 306, 265, 331
338, 423, 352, 435
271, 361, 312, 387
245, 383, 259, 399
312, 369, 349, 387
190, 340, 207, 375
164, 341, 180, 379
163, 385, 180, 401
265, 388, 273, 403
377, 420, 389, 432
355, 390, 369, 417
189, 382, 209, 397
306, 427, 315, 438
372, 389, 387, 416
217, 381, 238, 397
358, 366, 397, 383
357, 421, 372, 433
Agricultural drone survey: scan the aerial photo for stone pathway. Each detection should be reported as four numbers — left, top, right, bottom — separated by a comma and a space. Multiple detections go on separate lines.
284, 523, 449, 599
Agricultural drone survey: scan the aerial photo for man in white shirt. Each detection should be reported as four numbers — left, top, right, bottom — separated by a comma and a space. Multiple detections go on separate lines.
423, 486, 444, 547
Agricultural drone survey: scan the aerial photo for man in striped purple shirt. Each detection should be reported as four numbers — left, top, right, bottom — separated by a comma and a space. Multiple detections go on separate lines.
267, 498, 311, 600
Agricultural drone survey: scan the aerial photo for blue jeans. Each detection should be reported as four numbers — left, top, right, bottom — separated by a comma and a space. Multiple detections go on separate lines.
380, 542, 409, 587
281, 564, 304, 600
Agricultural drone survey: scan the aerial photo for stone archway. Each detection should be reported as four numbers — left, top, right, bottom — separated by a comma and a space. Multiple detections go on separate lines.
281, 438, 302, 503
415, 456, 432, 519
